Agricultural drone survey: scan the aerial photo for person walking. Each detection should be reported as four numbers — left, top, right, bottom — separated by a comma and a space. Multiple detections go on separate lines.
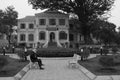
100, 46, 103, 55
24, 47, 27, 60
2, 46, 6, 56
30, 48, 44, 69
12, 46, 15, 53
80, 48, 84, 61
89, 46, 93, 54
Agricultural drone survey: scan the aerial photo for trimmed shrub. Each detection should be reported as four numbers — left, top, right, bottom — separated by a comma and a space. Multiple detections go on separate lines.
35, 48, 74, 57
112, 47, 118, 54
103, 48, 109, 55
92, 47, 100, 53
36, 51, 74, 57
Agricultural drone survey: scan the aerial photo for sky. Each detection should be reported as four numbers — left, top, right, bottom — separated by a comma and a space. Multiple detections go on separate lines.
0, 0, 120, 29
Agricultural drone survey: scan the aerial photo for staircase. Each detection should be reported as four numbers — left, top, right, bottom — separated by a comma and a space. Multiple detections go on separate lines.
48, 42, 57, 47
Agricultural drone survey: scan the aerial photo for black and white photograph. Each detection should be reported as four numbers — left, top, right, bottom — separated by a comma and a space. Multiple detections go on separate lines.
0, 0, 120, 80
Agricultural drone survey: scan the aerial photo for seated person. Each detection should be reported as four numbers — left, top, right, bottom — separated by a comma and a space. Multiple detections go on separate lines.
30, 49, 44, 69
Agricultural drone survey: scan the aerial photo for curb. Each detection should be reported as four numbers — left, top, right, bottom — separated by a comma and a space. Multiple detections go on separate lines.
13, 64, 30, 80
77, 63, 96, 80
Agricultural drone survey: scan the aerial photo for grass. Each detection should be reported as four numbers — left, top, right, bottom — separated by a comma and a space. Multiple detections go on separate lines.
78, 55, 120, 75
0, 55, 29, 77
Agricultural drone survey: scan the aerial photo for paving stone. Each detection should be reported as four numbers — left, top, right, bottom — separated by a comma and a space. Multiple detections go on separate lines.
0, 77, 14, 80
21, 59, 90, 80
111, 75, 120, 80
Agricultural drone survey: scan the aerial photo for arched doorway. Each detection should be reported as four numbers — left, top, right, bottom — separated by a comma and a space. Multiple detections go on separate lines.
50, 32, 55, 42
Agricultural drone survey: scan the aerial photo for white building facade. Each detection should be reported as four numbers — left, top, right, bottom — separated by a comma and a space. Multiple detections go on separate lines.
17, 10, 70, 48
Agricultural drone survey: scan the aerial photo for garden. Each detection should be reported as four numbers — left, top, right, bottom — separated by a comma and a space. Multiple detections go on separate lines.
0, 55, 29, 77
1, 45, 120, 76
78, 46, 120, 75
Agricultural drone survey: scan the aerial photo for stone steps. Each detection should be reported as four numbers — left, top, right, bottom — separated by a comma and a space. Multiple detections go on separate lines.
48, 42, 57, 47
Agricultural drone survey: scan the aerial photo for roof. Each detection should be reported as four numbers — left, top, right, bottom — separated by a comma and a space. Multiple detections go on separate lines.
35, 9, 69, 17
18, 16, 35, 22
12, 26, 17, 30
18, 9, 69, 22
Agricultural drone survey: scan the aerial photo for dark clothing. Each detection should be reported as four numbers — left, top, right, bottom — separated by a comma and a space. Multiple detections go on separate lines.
2, 47, 6, 56
24, 48, 27, 60
30, 53, 43, 68
89, 47, 92, 53
100, 48, 103, 55
30, 53, 38, 62
12, 47, 15, 53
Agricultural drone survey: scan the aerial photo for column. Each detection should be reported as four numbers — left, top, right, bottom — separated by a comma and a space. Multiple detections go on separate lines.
34, 26, 39, 48
17, 33, 20, 43
56, 31, 59, 43
25, 32, 28, 47
46, 31, 49, 42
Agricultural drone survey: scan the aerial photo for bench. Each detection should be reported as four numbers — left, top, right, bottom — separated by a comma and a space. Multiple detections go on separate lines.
27, 55, 39, 69
68, 54, 80, 69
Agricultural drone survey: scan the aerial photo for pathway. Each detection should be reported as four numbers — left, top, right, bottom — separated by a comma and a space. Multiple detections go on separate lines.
21, 58, 91, 80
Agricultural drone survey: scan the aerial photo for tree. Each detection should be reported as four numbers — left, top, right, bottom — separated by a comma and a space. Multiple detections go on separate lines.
28, 0, 115, 43
0, 10, 6, 34
1, 6, 18, 45
3, 6, 18, 27
118, 27, 120, 34
90, 19, 117, 45
114, 32, 120, 45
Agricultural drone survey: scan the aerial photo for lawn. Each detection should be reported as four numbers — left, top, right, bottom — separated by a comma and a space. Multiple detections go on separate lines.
0, 55, 29, 77
78, 55, 120, 75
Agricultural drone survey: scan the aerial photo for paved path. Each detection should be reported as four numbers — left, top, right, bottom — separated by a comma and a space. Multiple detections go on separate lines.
21, 58, 90, 80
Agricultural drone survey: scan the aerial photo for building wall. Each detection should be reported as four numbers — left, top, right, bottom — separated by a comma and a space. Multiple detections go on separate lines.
17, 10, 70, 48
69, 19, 85, 48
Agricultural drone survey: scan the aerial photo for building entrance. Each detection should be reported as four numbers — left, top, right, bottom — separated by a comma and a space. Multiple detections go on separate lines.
50, 32, 55, 42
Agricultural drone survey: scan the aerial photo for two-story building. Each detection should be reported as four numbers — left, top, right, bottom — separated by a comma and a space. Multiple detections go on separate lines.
17, 9, 84, 48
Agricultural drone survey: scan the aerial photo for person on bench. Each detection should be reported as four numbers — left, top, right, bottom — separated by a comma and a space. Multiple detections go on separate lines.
30, 48, 44, 69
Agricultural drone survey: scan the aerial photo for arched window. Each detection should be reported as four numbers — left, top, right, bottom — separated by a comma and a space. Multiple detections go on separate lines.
28, 34, 34, 41
39, 31, 45, 40
59, 31, 67, 40
20, 34, 25, 41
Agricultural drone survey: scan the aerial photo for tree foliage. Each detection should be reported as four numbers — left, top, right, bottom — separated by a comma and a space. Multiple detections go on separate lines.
28, 0, 115, 43
90, 19, 117, 44
0, 6, 18, 34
